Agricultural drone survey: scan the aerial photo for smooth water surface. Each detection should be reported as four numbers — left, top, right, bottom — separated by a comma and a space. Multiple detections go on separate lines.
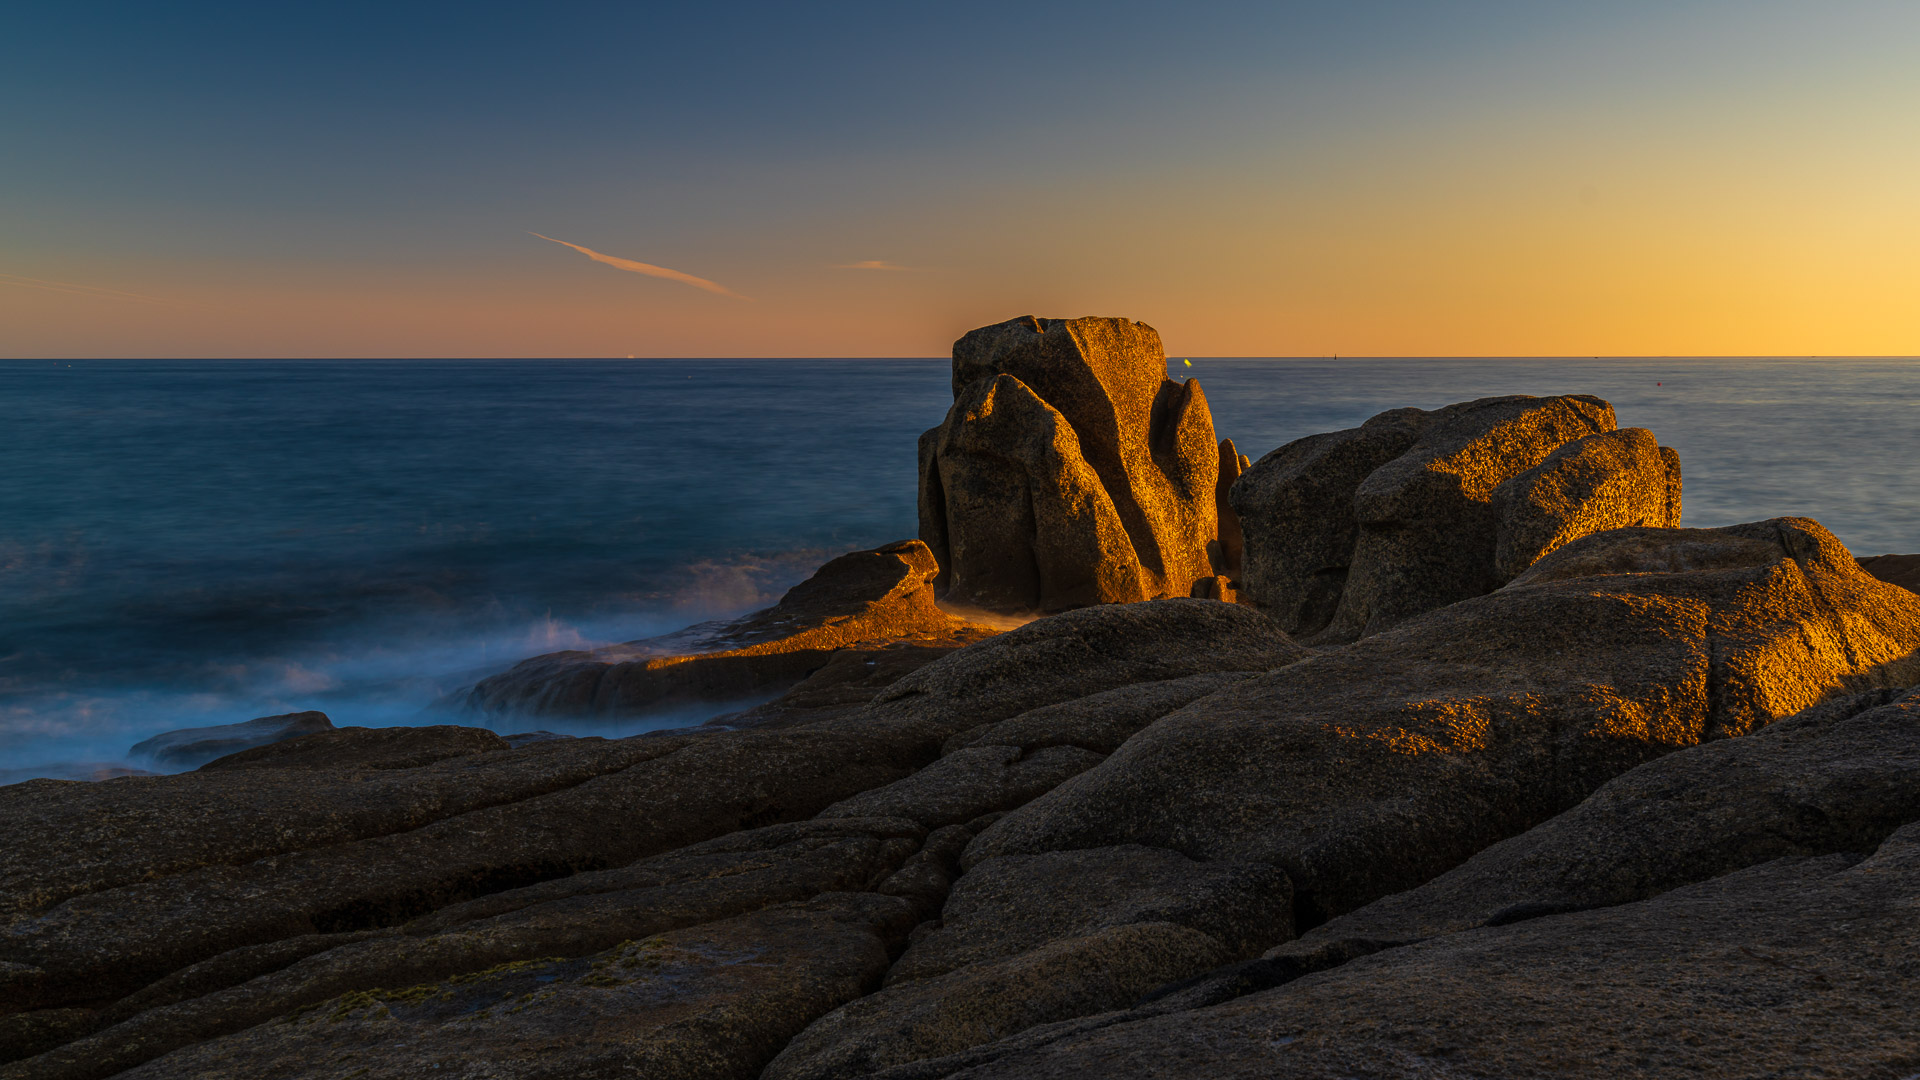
2, 356, 1914, 779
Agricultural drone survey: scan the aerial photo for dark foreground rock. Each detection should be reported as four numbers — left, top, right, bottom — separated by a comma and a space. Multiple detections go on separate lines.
918, 316, 1235, 612
4, 519, 1917, 1080
907, 824, 1920, 1079
1230, 395, 1683, 642
1861, 551, 1920, 593
128, 711, 334, 769
456, 539, 997, 719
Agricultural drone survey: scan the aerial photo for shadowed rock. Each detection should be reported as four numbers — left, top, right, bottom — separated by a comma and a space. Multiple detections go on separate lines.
1231, 395, 1683, 642
101, 893, 920, 1080
909, 825, 1920, 1079
200, 725, 509, 771
968, 519, 1920, 923
129, 712, 335, 769
1860, 551, 1920, 593
918, 316, 1229, 613
457, 539, 995, 718
1281, 683, 1920, 951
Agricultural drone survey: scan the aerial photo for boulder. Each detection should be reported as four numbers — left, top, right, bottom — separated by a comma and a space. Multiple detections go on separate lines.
128, 712, 334, 769
457, 539, 996, 718
967, 519, 1920, 924
915, 825, 1920, 1079
918, 316, 1230, 613
1231, 396, 1683, 641
1859, 551, 1920, 593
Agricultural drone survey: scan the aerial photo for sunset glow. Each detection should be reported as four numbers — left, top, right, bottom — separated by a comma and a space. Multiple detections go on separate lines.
4, 2, 1917, 358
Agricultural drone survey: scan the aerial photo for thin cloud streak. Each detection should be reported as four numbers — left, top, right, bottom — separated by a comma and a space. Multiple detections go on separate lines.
0, 273, 168, 304
529, 233, 747, 299
833, 260, 916, 271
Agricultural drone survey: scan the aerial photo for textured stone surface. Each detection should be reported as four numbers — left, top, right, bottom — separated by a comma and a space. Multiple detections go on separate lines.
200, 724, 509, 771
817, 745, 1106, 830
1492, 426, 1683, 579
1290, 683, 1920, 950
457, 539, 995, 718
826, 598, 1308, 758
941, 672, 1254, 756
113, 893, 918, 1080
1861, 551, 1920, 593
915, 826, 1920, 1080
1231, 395, 1683, 642
968, 519, 1920, 923
918, 316, 1227, 612
764, 922, 1230, 1080
129, 711, 335, 769
889, 846, 1290, 986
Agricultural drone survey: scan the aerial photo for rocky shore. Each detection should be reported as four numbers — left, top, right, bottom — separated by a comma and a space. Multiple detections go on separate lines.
4, 317, 1918, 1079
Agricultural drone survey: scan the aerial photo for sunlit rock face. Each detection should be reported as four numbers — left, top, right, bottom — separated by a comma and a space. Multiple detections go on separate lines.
1231, 394, 1683, 643
966, 518, 1920, 923
918, 316, 1234, 613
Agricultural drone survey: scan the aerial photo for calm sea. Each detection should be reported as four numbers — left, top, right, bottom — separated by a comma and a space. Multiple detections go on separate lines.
3, 357, 1915, 780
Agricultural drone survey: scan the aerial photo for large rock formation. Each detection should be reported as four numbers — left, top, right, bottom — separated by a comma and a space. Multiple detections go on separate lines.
968, 520, 1920, 922
5, 517, 1918, 1080
458, 539, 995, 718
917, 316, 1232, 613
1230, 394, 1683, 642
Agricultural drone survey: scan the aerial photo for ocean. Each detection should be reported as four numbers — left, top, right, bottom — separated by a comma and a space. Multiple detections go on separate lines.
3, 356, 1915, 781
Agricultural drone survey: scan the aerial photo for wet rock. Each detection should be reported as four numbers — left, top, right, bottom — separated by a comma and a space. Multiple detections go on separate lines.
968, 518, 1920, 923
128, 711, 334, 769
1232, 396, 1683, 642
457, 539, 995, 718
918, 316, 1229, 613
1860, 551, 1920, 593
200, 725, 509, 771
927, 825, 1920, 1079
109, 893, 918, 1080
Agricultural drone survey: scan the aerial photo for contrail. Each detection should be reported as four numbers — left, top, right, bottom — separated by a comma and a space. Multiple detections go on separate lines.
0, 273, 168, 304
528, 233, 747, 299
834, 260, 914, 271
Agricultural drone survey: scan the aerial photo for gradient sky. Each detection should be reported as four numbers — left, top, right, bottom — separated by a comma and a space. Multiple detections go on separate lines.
4, 1, 1917, 358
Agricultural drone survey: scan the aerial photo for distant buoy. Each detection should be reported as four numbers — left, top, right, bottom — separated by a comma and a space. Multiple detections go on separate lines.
1182, 359, 1192, 367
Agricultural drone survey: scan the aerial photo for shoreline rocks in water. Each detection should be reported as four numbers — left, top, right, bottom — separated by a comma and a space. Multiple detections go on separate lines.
455, 539, 998, 720
128, 711, 335, 769
5, 324, 1919, 1079
4, 516, 1916, 1079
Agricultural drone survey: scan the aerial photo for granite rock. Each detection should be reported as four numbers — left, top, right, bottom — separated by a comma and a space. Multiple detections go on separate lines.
919, 316, 1229, 612
128, 711, 335, 769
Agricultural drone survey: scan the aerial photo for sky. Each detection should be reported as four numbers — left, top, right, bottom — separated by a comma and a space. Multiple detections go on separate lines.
3, 1, 1918, 358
